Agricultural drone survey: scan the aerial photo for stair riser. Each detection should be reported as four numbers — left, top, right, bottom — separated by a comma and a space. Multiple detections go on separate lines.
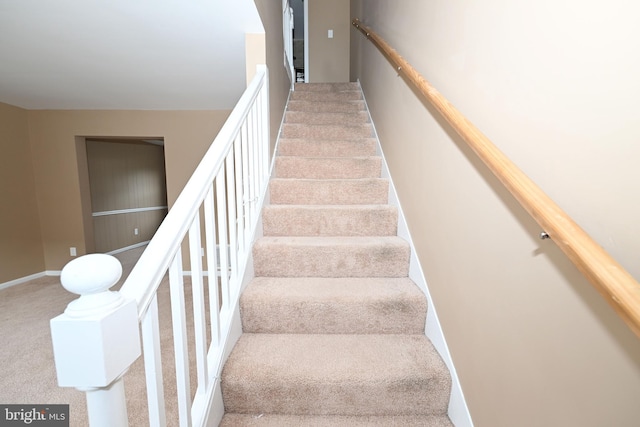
241, 287, 426, 334
285, 111, 370, 126
277, 139, 377, 157
287, 100, 365, 113
281, 123, 373, 140
270, 179, 389, 205
221, 414, 454, 426
223, 383, 449, 416
294, 82, 360, 92
262, 206, 397, 237
275, 157, 382, 179
290, 91, 362, 102
253, 240, 410, 278
241, 300, 426, 334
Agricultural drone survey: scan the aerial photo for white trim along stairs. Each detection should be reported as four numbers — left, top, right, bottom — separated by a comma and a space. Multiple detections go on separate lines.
218, 82, 466, 426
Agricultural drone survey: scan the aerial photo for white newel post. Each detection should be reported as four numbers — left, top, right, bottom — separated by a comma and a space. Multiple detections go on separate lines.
50, 254, 141, 427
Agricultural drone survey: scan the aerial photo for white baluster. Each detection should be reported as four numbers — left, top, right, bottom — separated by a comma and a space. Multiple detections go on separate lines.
50, 254, 141, 427
260, 68, 270, 182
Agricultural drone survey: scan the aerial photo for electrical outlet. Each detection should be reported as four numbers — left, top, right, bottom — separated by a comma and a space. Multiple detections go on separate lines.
70, 247, 77, 257
328, 29, 333, 38
134, 228, 139, 235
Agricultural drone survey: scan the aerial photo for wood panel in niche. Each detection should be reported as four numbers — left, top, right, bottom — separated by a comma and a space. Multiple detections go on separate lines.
86, 139, 168, 253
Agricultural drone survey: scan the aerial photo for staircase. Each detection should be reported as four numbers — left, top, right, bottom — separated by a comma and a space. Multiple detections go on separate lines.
219, 83, 453, 426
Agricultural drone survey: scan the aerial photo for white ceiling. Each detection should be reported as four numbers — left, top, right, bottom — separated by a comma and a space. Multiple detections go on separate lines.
0, 0, 264, 110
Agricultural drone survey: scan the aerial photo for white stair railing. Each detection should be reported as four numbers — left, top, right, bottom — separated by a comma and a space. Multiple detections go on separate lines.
283, 0, 295, 90
50, 65, 270, 427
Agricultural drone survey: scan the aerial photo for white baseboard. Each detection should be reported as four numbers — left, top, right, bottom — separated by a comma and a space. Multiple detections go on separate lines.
361, 82, 474, 427
1, 242, 151, 289
106, 241, 150, 255
0, 272, 46, 290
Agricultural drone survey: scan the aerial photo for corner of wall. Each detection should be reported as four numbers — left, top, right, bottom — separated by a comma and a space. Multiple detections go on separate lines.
246, 32, 267, 85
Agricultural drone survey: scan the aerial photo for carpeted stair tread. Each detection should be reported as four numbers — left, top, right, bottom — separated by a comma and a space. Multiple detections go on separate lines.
262, 205, 397, 236
286, 100, 366, 113
285, 111, 370, 125
221, 334, 451, 416
220, 414, 454, 426
240, 277, 426, 334
277, 138, 377, 157
270, 178, 389, 205
253, 236, 410, 278
281, 123, 373, 140
274, 156, 382, 179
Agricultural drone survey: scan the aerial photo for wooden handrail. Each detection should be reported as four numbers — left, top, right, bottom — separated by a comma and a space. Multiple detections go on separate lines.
352, 18, 640, 338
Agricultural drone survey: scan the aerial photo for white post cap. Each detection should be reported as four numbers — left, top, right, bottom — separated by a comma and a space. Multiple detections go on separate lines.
50, 254, 141, 388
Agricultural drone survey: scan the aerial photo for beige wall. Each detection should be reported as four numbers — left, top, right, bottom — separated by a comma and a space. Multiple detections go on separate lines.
254, 0, 292, 155
308, 0, 350, 82
351, 1, 640, 426
0, 103, 45, 282
86, 139, 167, 253
27, 109, 230, 271
246, 33, 267, 85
